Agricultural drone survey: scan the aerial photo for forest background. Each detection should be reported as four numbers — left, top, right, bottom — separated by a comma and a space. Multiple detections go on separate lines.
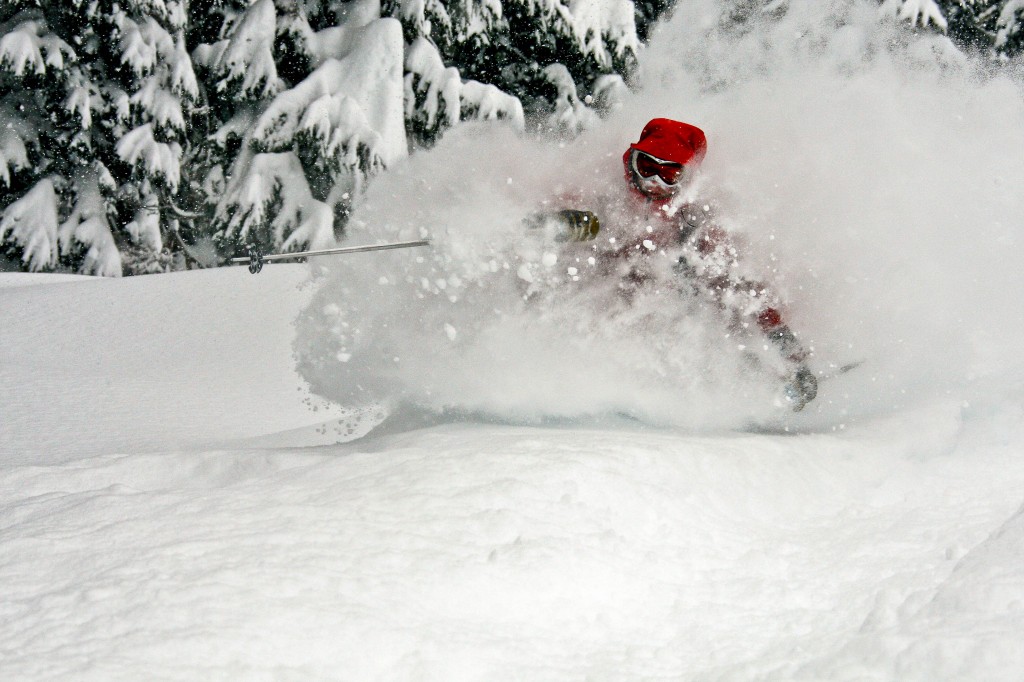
1, 0, 1021, 277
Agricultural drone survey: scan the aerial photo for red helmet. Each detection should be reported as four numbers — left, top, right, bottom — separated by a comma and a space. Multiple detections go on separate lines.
623, 118, 707, 198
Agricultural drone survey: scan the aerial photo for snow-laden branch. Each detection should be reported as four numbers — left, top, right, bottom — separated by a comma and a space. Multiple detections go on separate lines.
460, 82, 525, 126
297, 93, 386, 173
0, 179, 60, 271
58, 167, 122, 277
217, 150, 334, 252
2, 158, 121, 279
542, 63, 598, 134
253, 18, 407, 170
396, 0, 500, 47
404, 35, 523, 137
128, 77, 186, 132
213, 19, 411, 254
192, 0, 280, 99
880, 0, 949, 31
124, 185, 165, 253
169, 36, 199, 100
118, 15, 175, 76
405, 37, 464, 130
120, 0, 188, 30
290, 0, 383, 66
561, 0, 640, 65
512, 0, 638, 68
0, 108, 33, 186
996, 0, 1024, 48
116, 123, 183, 190
590, 73, 628, 114
210, 108, 258, 148
0, 20, 75, 76
65, 74, 100, 131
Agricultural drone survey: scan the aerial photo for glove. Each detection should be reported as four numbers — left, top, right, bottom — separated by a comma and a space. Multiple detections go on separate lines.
554, 209, 601, 242
784, 365, 818, 412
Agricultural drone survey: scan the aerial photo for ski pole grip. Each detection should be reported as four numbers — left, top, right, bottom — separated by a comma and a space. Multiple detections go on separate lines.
556, 209, 601, 242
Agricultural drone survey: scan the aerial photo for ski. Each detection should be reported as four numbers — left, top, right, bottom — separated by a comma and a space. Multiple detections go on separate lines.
818, 360, 864, 381
230, 239, 431, 274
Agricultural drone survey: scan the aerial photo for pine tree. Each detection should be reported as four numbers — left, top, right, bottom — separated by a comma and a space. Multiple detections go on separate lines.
403, 33, 524, 150
191, 0, 412, 253
880, 0, 949, 30
190, 0, 639, 254
0, 0, 200, 276
881, 0, 1024, 58
390, 0, 638, 139
2, 0, 663, 275
994, 0, 1024, 54
634, 0, 674, 43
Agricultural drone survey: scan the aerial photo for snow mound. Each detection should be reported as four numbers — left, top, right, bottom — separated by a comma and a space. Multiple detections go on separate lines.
3, 400, 1024, 680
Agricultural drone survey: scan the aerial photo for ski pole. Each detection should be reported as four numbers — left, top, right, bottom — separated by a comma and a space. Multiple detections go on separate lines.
230, 239, 431, 274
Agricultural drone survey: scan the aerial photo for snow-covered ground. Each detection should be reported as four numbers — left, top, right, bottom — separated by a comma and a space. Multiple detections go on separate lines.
2, 265, 1024, 680
4, 2, 1024, 680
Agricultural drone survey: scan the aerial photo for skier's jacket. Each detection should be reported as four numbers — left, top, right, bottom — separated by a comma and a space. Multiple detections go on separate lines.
549, 118, 810, 375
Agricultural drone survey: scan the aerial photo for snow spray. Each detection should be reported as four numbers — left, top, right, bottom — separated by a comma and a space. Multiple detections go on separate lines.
295, 0, 1024, 430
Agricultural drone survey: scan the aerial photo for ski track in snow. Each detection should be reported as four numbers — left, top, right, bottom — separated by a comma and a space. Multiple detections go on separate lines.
2, 266, 1024, 680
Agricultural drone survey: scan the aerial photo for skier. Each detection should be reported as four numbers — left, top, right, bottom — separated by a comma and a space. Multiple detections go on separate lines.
535, 117, 818, 410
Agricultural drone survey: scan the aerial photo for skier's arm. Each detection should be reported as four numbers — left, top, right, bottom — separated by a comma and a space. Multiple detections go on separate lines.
683, 223, 818, 410
756, 307, 818, 411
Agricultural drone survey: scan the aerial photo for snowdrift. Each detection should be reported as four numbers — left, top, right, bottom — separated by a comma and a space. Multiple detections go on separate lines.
2, 263, 1024, 680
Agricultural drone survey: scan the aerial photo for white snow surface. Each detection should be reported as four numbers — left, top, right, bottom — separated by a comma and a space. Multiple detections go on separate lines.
5, 1, 1024, 679
3, 264, 1024, 680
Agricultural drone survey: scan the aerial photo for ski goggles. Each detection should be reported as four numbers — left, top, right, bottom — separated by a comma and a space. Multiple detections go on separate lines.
632, 150, 686, 185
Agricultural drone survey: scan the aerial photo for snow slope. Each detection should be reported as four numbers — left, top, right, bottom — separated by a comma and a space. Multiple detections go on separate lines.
2, 266, 1024, 680
0, 267, 346, 464
4, 1, 1024, 679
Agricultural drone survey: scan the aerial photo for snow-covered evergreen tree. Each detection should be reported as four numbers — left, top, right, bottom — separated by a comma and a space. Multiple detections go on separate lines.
192, 0, 417, 252
990, 0, 1024, 54
881, 0, 1024, 57
0, 0, 200, 275
390, 0, 638, 139
192, 0, 639, 253
403, 35, 524, 149
2, 0, 663, 274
